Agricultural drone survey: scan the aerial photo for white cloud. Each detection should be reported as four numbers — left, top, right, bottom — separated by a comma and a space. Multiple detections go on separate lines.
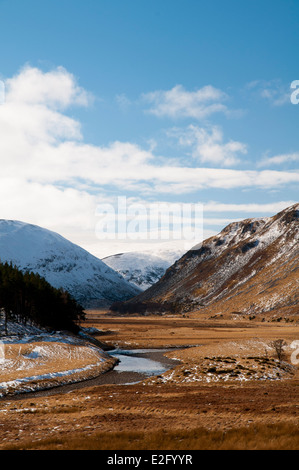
258, 152, 299, 167
142, 84, 228, 119
6, 64, 92, 109
203, 200, 296, 214
1, 66, 298, 196
146, 167, 299, 193
0, 178, 96, 228
172, 124, 247, 166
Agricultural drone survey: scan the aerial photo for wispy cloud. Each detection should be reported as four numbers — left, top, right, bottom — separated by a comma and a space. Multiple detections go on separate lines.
246, 79, 291, 106
169, 124, 247, 166
203, 200, 296, 213
115, 93, 132, 110
258, 152, 299, 167
141, 84, 229, 120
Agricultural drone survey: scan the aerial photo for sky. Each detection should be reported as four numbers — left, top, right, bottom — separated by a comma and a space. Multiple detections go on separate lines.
0, 0, 298, 258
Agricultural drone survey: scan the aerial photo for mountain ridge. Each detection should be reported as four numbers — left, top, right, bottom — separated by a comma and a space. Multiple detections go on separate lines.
102, 249, 184, 290
122, 203, 299, 319
0, 219, 141, 308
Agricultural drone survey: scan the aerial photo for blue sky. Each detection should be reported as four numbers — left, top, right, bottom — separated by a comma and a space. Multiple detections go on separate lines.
0, 0, 298, 258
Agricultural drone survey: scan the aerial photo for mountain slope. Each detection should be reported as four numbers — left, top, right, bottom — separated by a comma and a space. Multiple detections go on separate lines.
124, 203, 299, 318
102, 249, 184, 290
0, 220, 141, 308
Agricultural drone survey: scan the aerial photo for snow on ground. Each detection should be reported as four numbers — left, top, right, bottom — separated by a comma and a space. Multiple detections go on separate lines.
146, 356, 296, 385
144, 339, 298, 385
0, 320, 115, 397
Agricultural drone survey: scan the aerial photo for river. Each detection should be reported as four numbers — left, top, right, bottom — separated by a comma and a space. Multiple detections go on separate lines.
108, 348, 179, 382
4, 348, 180, 400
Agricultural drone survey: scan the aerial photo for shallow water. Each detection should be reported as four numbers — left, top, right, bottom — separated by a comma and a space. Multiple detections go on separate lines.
3, 348, 179, 399
109, 349, 170, 376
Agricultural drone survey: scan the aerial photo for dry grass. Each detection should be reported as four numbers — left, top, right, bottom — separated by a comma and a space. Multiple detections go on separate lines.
1, 312, 298, 450
5, 423, 299, 450
0, 340, 116, 396
86, 311, 299, 350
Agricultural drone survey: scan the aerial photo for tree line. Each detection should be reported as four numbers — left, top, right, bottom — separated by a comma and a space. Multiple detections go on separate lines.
0, 261, 85, 334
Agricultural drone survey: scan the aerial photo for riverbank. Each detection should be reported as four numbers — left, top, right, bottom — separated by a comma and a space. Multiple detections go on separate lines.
0, 327, 117, 398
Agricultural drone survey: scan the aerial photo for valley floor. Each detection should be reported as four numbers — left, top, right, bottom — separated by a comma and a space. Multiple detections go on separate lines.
0, 311, 299, 450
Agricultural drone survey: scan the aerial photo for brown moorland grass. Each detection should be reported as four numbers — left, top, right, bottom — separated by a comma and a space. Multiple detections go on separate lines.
0, 311, 298, 450
4, 423, 299, 450
86, 310, 299, 350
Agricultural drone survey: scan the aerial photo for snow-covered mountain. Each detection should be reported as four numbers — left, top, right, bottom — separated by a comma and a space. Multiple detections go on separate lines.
122, 203, 299, 319
0, 220, 141, 308
102, 249, 184, 290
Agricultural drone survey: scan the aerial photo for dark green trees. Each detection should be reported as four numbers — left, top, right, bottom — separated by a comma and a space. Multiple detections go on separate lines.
0, 261, 85, 333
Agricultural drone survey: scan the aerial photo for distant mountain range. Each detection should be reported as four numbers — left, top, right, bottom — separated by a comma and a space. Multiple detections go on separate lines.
0, 220, 141, 308
102, 249, 184, 291
122, 203, 299, 319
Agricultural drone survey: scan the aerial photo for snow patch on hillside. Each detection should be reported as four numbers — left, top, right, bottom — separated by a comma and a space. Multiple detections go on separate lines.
0, 220, 140, 307
102, 249, 184, 290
